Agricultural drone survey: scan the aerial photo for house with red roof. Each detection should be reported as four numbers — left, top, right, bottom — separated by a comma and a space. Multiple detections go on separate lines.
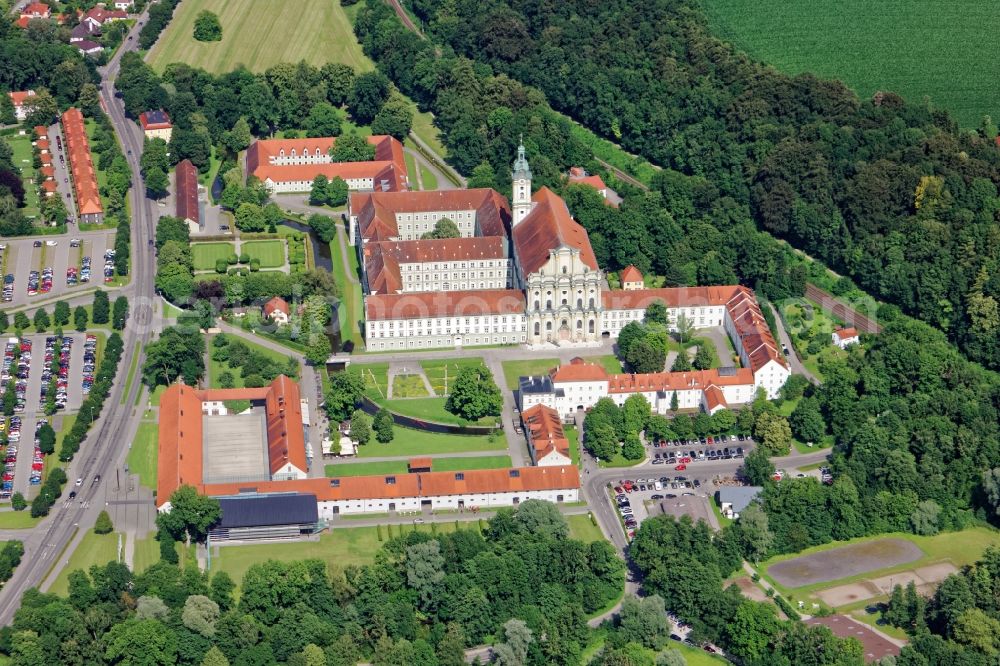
263, 296, 290, 325
61, 107, 103, 224
174, 158, 200, 230
620, 265, 643, 290
246, 134, 408, 194
568, 166, 619, 207
832, 327, 859, 349
8, 91, 36, 121
139, 109, 172, 142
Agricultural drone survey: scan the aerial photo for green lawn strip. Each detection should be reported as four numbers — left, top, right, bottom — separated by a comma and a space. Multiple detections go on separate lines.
48, 531, 121, 596
132, 534, 161, 573
213, 522, 480, 594
347, 363, 389, 400
598, 451, 641, 468
566, 514, 604, 543
565, 425, 581, 466
556, 111, 659, 186
119, 341, 141, 405
191, 242, 236, 270
325, 460, 408, 477
149, 385, 167, 407
201, 146, 222, 197
126, 422, 158, 491
418, 162, 438, 190
8, 134, 39, 218
242, 240, 285, 268
147, 0, 375, 74
356, 428, 502, 458
0, 511, 42, 528
329, 235, 364, 349
589, 354, 623, 374
376, 396, 496, 426
760, 527, 1000, 600
692, 336, 722, 368
847, 608, 910, 641
430, 455, 511, 471
500, 358, 559, 388
709, 495, 733, 528
403, 152, 419, 189
419, 358, 487, 394
391, 374, 428, 398
406, 105, 448, 159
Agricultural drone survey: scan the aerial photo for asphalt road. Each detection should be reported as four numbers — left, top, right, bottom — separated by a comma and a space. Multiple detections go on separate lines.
0, 12, 158, 625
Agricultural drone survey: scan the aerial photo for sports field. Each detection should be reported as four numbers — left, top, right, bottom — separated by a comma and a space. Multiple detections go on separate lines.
703, 0, 1000, 127
242, 240, 285, 268
146, 0, 374, 74
191, 242, 234, 270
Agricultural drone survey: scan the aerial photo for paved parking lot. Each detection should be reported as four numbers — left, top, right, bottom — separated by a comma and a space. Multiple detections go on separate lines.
0, 230, 115, 308
46, 123, 76, 214
646, 434, 753, 469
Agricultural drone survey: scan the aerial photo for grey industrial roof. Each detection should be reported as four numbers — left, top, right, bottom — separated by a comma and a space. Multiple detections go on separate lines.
519, 375, 555, 395
717, 486, 762, 513
217, 493, 318, 528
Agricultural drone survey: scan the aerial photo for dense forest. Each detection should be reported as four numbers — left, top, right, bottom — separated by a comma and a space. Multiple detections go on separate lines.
385, 0, 1000, 371
0, 501, 624, 666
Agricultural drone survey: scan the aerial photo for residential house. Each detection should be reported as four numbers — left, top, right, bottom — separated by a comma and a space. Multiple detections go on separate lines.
174, 158, 200, 232
832, 327, 859, 349
263, 296, 290, 325
61, 107, 103, 224
716, 486, 762, 520
139, 109, 172, 142
620, 265, 643, 290
8, 90, 36, 121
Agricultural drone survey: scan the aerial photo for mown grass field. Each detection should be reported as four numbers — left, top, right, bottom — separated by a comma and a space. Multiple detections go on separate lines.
325, 454, 511, 477
7, 134, 39, 218
147, 0, 374, 74
420, 358, 487, 394
356, 426, 502, 458
242, 240, 285, 268
191, 242, 234, 271
126, 421, 158, 491
703, 0, 1000, 127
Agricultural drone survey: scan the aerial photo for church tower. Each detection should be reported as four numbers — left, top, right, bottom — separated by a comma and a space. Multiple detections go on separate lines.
511, 138, 532, 226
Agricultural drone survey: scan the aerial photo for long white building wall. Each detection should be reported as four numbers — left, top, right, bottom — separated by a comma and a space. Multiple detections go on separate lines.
365, 313, 528, 351
400, 258, 514, 292
264, 176, 376, 193
394, 209, 477, 240
316, 487, 578, 517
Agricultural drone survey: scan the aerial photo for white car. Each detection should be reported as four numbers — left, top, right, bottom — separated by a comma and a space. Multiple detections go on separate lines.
45, 240, 58, 246
75, 477, 82, 486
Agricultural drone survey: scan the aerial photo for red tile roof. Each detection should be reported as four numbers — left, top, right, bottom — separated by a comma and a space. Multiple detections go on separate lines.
522, 404, 570, 462
83, 6, 127, 23
41, 180, 58, 193
703, 385, 727, 410
157, 377, 308, 503
568, 167, 608, 193
365, 289, 525, 321
513, 187, 598, 275
363, 236, 506, 295
8, 91, 36, 108
61, 108, 103, 217
20, 3, 50, 18
33, 125, 47, 137
546, 358, 754, 393
175, 158, 199, 223
834, 327, 858, 340
353, 188, 510, 241
246, 135, 408, 192
264, 296, 290, 317
139, 109, 172, 130
39, 166, 54, 178
725, 287, 788, 371
163, 465, 579, 508
620, 265, 643, 284
602, 285, 741, 311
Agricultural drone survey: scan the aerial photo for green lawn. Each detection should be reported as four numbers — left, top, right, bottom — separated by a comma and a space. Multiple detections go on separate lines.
501, 358, 559, 387
420, 358, 487, 394
132, 535, 162, 574
583, 629, 725, 666
347, 363, 389, 400
7, 134, 39, 218
201, 146, 222, 195
325, 455, 511, 477
242, 240, 285, 268
704, 0, 1000, 128
357, 427, 503, 458
191, 242, 235, 271
403, 152, 419, 188
377, 396, 497, 426
760, 527, 1000, 599
565, 425, 581, 466
329, 232, 364, 350
407, 104, 448, 159
147, 0, 374, 74
418, 162, 438, 190
566, 514, 605, 543
591, 354, 624, 374
212, 522, 480, 591
431, 455, 511, 471
126, 421, 158, 491
119, 341, 141, 405
0, 511, 41, 528
48, 531, 121, 596
391, 374, 428, 398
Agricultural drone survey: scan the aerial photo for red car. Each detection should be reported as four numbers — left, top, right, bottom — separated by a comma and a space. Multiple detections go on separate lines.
679, 456, 692, 464
674, 464, 687, 471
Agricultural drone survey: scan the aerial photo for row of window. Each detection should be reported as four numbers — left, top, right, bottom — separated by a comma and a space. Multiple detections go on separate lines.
395, 211, 475, 222
370, 315, 525, 330
401, 262, 509, 271
372, 335, 527, 349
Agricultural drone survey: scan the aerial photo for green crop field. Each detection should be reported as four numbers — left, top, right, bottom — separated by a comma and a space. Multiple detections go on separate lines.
191, 242, 234, 270
146, 0, 374, 74
703, 0, 1000, 127
242, 240, 285, 268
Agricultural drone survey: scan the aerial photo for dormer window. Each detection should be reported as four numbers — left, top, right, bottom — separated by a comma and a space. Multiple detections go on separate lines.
455, 473, 464, 481
385, 476, 396, 485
